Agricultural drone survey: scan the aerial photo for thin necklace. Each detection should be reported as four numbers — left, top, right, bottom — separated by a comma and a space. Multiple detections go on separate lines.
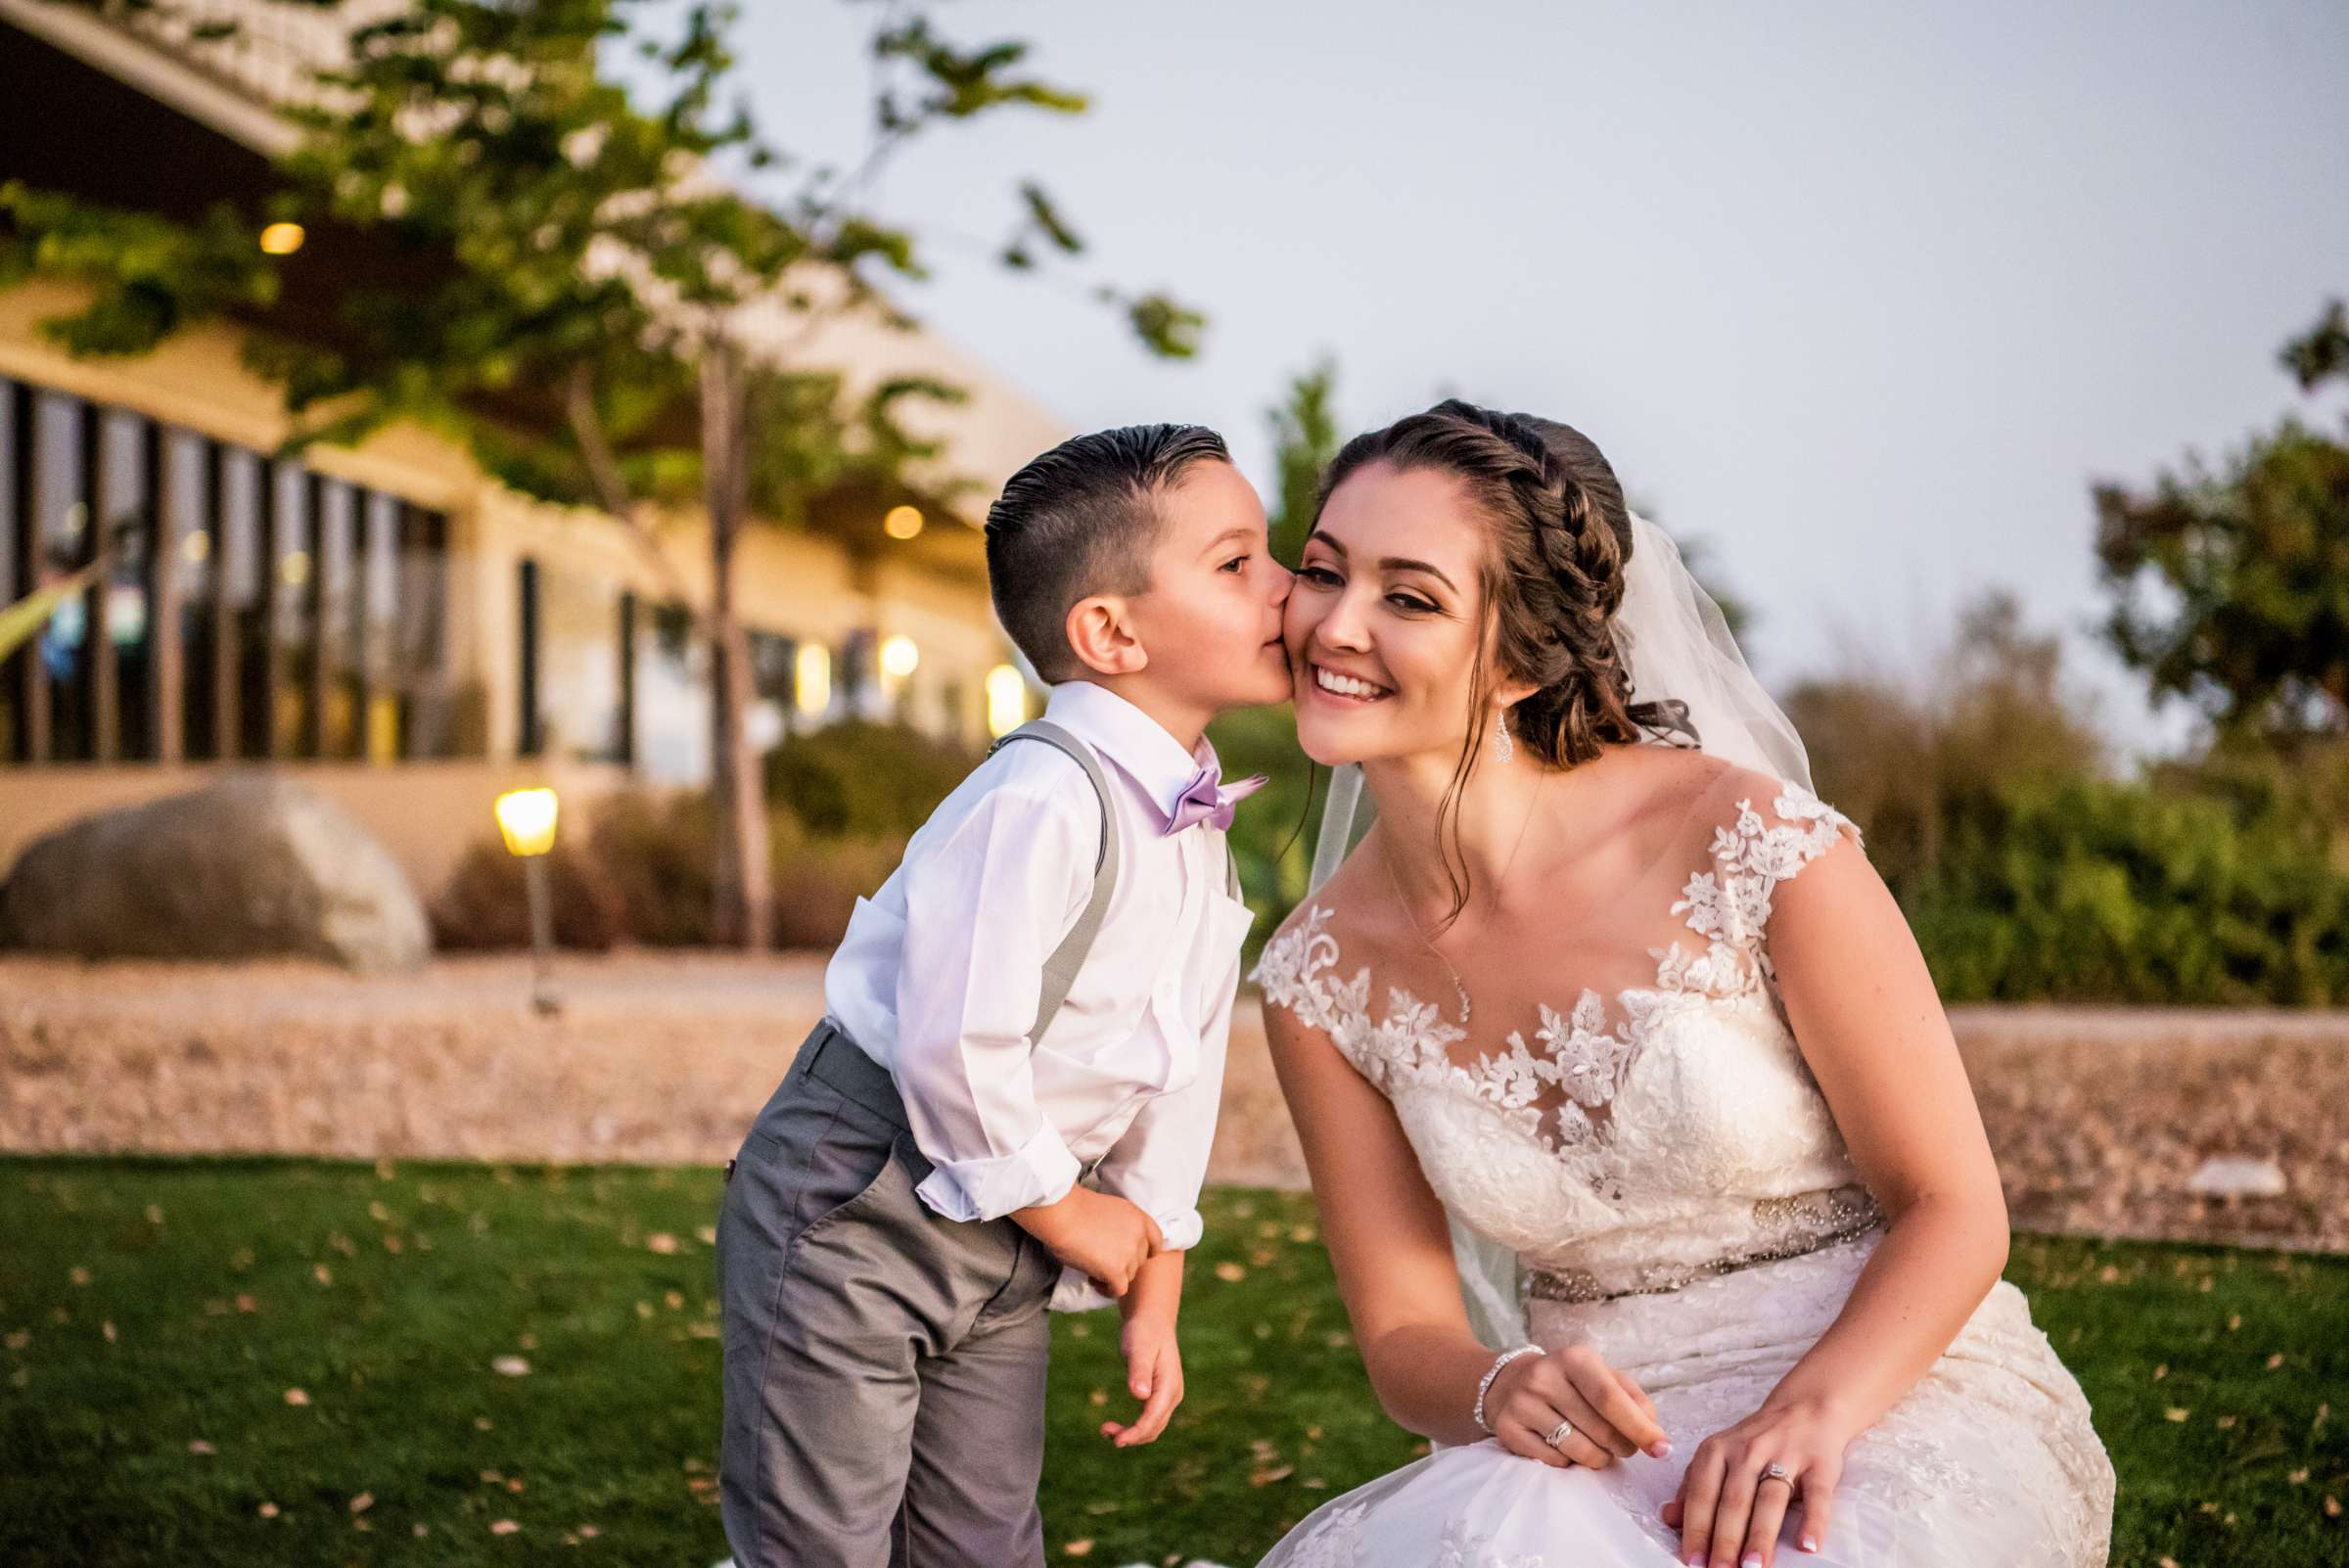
1379, 774, 1546, 1029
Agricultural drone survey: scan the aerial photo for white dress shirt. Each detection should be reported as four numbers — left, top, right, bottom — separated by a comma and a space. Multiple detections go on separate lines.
821, 680, 1257, 1309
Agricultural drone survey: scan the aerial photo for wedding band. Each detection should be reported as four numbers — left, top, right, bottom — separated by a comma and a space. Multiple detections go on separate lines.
1760, 1462, 1794, 1487
1544, 1418, 1576, 1450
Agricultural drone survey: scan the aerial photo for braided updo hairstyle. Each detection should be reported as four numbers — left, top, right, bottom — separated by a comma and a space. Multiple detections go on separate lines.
1315, 398, 1694, 923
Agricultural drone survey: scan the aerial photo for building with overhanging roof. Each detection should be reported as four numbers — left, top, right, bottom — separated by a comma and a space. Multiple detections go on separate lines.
0, 0, 1062, 897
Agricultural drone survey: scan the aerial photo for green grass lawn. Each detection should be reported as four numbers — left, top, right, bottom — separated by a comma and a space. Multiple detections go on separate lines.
1, 1157, 2341, 1567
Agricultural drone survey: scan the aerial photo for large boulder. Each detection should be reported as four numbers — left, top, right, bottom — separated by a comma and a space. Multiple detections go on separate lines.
0, 771, 430, 972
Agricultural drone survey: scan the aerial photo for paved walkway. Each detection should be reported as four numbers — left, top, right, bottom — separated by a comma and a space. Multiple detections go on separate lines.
2, 951, 2340, 1252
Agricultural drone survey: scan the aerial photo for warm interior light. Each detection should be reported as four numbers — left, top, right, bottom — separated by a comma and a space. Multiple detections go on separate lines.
884, 504, 924, 540
986, 664, 1028, 738
879, 634, 920, 680
280, 550, 310, 585
794, 642, 831, 715
494, 787, 560, 857
182, 531, 210, 564
258, 222, 306, 255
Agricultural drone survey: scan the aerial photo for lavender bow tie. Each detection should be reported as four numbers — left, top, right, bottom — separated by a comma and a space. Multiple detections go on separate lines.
1163, 764, 1267, 835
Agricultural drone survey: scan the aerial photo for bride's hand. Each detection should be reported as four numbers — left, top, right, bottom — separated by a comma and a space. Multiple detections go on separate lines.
1484, 1345, 1672, 1472
1660, 1396, 1853, 1567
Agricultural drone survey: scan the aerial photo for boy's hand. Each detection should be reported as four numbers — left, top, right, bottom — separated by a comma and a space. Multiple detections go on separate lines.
1102, 1314, 1183, 1448
1009, 1186, 1163, 1298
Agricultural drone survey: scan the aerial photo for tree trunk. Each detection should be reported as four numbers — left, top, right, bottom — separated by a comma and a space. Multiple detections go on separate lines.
704, 338, 772, 950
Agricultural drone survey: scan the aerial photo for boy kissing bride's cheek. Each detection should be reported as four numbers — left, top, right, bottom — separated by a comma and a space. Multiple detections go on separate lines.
714, 425, 1291, 1567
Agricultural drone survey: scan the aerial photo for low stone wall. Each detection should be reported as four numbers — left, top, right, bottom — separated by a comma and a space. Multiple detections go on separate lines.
1, 952, 2340, 1252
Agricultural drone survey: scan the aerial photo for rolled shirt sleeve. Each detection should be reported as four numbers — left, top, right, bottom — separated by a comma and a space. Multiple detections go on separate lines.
893, 780, 1095, 1223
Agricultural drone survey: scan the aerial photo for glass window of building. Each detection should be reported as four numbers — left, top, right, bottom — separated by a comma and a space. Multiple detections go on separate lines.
531, 557, 630, 764
636, 599, 711, 785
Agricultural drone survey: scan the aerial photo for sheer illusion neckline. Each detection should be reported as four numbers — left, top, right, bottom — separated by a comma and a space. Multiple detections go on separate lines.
1252, 783, 1862, 1156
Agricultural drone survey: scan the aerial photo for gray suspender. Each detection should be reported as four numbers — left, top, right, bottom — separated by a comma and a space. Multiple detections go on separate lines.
988, 718, 1245, 1044
990, 720, 1122, 1045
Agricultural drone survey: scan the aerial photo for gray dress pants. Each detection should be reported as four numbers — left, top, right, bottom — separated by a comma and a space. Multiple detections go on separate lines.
715, 1019, 1065, 1568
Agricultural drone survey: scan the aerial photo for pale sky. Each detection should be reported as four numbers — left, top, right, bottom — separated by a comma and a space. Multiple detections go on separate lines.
644, 2, 2349, 758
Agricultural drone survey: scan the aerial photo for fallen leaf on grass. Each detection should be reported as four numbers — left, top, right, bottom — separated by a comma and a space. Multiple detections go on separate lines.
188, 1440, 215, 1455
257, 1502, 278, 1518
1063, 1541, 1093, 1557
350, 1493, 374, 1514
492, 1356, 530, 1377
490, 1519, 520, 1535
646, 1232, 679, 1255
2164, 1407, 2188, 1422
1214, 1262, 1246, 1282
285, 1389, 310, 1407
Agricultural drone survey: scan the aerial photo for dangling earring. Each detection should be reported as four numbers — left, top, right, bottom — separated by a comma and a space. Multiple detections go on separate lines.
1491, 711, 1514, 765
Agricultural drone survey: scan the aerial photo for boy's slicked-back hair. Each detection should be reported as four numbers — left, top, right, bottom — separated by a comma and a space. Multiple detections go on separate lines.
984, 423, 1231, 680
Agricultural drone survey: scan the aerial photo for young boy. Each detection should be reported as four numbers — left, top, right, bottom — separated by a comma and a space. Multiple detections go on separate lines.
716, 423, 1293, 1568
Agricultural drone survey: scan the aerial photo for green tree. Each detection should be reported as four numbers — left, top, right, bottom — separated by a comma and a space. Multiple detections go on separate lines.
2, 0, 1200, 945
1785, 589, 2105, 899
1266, 355, 1340, 565
2094, 299, 2349, 747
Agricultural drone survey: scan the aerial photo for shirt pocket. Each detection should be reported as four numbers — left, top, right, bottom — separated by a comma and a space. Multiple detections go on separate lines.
1195, 886, 1259, 1016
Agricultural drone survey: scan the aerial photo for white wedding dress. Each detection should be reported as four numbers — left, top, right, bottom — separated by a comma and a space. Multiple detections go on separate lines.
1248, 780, 2115, 1567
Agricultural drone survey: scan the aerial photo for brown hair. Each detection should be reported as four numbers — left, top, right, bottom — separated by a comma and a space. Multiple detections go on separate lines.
1316, 398, 1693, 925
986, 423, 1231, 681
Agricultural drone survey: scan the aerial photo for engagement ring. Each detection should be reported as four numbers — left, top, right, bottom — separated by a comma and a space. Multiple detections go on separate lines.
1544, 1418, 1576, 1450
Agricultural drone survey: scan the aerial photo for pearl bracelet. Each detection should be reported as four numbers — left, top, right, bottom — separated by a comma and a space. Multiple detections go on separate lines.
1472, 1343, 1544, 1435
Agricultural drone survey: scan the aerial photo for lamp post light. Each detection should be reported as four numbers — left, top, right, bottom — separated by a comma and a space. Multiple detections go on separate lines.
493, 786, 562, 1017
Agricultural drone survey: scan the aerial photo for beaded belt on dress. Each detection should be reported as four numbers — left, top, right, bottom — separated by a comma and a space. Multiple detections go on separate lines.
1521, 1184, 1886, 1306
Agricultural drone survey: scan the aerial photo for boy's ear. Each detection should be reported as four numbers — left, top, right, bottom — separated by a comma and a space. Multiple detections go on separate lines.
1065, 593, 1149, 678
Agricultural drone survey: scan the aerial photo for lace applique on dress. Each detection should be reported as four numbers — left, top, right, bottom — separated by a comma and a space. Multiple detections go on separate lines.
1658, 785, 1861, 994
1250, 783, 1862, 1155
1280, 1499, 1369, 1568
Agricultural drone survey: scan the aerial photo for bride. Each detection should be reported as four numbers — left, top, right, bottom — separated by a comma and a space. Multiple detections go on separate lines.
1247, 401, 2114, 1567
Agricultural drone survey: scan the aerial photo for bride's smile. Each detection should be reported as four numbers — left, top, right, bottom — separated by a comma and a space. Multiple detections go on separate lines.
1285, 463, 1522, 770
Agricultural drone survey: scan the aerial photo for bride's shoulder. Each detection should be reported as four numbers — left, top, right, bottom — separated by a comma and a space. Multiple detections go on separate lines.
1624, 746, 1863, 871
